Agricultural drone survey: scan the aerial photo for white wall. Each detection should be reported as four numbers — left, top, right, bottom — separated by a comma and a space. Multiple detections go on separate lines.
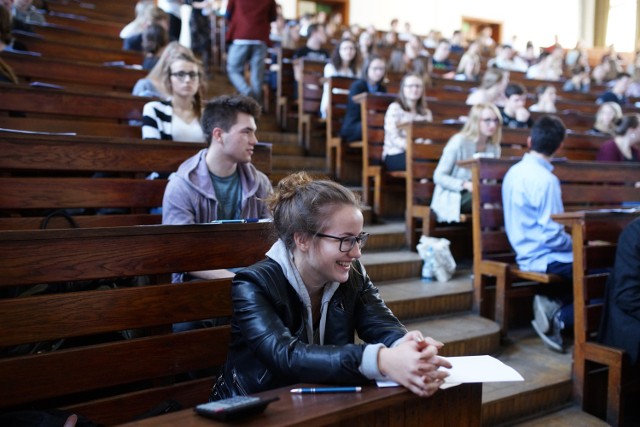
278, 0, 584, 52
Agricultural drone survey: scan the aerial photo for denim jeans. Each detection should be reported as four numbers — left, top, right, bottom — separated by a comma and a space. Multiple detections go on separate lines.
226, 42, 267, 102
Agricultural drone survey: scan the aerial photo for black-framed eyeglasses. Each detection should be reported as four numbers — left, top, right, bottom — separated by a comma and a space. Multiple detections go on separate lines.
170, 71, 200, 81
315, 231, 369, 252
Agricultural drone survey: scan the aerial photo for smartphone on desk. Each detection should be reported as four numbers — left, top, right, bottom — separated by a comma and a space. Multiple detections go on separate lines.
194, 395, 279, 421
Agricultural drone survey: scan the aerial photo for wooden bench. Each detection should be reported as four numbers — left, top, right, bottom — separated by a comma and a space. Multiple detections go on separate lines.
4, 51, 146, 93
297, 58, 327, 156
325, 75, 359, 182
468, 158, 640, 335
0, 223, 274, 426
0, 132, 272, 229
0, 83, 147, 124
13, 31, 142, 65
553, 210, 640, 426
358, 92, 406, 219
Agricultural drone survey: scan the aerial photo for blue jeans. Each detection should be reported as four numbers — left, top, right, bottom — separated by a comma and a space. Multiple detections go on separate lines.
545, 261, 574, 330
226, 42, 267, 102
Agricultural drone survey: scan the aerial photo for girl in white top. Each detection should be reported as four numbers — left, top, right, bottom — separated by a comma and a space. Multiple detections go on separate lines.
320, 38, 359, 119
529, 84, 557, 113
431, 103, 502, 223
142, 47, 206, 143
382, 73, 433, 171
466, 67, 509, 107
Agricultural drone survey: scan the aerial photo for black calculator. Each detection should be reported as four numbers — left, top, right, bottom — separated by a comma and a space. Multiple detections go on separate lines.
194, 395, 279, 421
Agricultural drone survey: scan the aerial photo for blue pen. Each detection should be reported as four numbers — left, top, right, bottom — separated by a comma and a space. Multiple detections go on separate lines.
211, 218, 260, 224
290, 387, 362, 394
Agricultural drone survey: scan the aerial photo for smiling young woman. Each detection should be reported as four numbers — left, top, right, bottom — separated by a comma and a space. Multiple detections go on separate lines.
210, 171, 451, 401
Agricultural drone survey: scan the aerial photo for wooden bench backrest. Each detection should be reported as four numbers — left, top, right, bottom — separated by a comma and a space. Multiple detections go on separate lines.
326, 75, 357, 142
45, 14, 123, 37
0, 223, 273, 425
470, 158, 640, 269
298, 58, 326, 117
0, 133, 272, 229
47, 2, 133, 23
13, 31, 142, 65
31, 23, 123, 51
0, 83, 147, 122
275, 47, 296, 129
360, 92, 397, 169
297, 58, 327, 152
5, 51, 145, 92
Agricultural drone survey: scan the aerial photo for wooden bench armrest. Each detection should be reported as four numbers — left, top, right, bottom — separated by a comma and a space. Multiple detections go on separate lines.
511, 268, 564, 284
478, 259, 510, 276
388, 171, 406, 179
583, 342, 626, 367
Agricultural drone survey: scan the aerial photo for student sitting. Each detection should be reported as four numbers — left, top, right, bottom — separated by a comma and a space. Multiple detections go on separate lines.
596, 72, 631, 106
502, 116, 573, 353
210, 171, 451, 399
589, 101, 623, 137
596, 113, 640, 162
382, 73, 433, 171
466, 67, 508, 107
500, 83, 533, 128
529, 84, 557, 113
162, 94, 273, 285
598, 217, 640, 425
340, 55, 387, 143
133, 41, 193, 99
320, 37, 359, 119
430, 103, 502, 223
142, 48, 206, 143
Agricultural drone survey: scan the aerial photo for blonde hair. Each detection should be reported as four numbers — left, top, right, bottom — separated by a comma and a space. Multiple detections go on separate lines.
460, 103, 502, 145
480, 68, 505, 90
159, 43, 206, 118
267, 172, 362, 251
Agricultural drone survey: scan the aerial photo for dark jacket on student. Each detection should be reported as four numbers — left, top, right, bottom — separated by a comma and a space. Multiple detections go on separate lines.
211, 241, 406, 398
340, 79, 386, 143
599, 217, 640, 367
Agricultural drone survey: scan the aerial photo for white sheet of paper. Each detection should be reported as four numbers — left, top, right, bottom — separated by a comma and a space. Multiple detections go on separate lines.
376, 355, 524, 388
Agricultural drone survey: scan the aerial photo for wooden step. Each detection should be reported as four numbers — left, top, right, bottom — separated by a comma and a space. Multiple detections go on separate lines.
481, 328, 574, 426
507, 404, 609, 427
259, 130, 300, 148
405, 313, 501, 357
360, 250, 422, 282
379, 273, 473, 320
271, 154, 326, 170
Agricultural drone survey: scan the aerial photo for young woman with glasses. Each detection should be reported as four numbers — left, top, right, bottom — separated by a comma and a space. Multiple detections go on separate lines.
340, 55, 387, 143
430, 103, 502, 223
382, 73, 433, 171
141, 45, 206, 143
210, 171, 451, 400
320, 37, 360, 119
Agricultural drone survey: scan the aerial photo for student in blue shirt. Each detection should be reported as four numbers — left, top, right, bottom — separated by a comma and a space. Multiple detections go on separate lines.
501, 115, 572, 352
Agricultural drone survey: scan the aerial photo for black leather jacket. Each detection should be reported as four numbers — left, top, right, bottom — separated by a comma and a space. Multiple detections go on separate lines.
211, 257, 406, 399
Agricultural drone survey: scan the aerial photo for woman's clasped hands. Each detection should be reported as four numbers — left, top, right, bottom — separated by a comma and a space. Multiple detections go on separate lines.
377, 330, 452, 397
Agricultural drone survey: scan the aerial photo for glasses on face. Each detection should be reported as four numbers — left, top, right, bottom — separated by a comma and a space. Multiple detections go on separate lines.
481, 118, 500, 124
315, 231, 369, 252
404, 84, 423, 89
170, 71, 200, 82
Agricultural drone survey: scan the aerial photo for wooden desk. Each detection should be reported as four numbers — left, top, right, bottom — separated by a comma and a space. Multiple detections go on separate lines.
117, 382, 482, 427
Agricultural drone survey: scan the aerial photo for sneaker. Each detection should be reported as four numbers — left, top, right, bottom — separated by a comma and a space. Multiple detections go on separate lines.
532, 295, 561, 334
531, 318, 565, 353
